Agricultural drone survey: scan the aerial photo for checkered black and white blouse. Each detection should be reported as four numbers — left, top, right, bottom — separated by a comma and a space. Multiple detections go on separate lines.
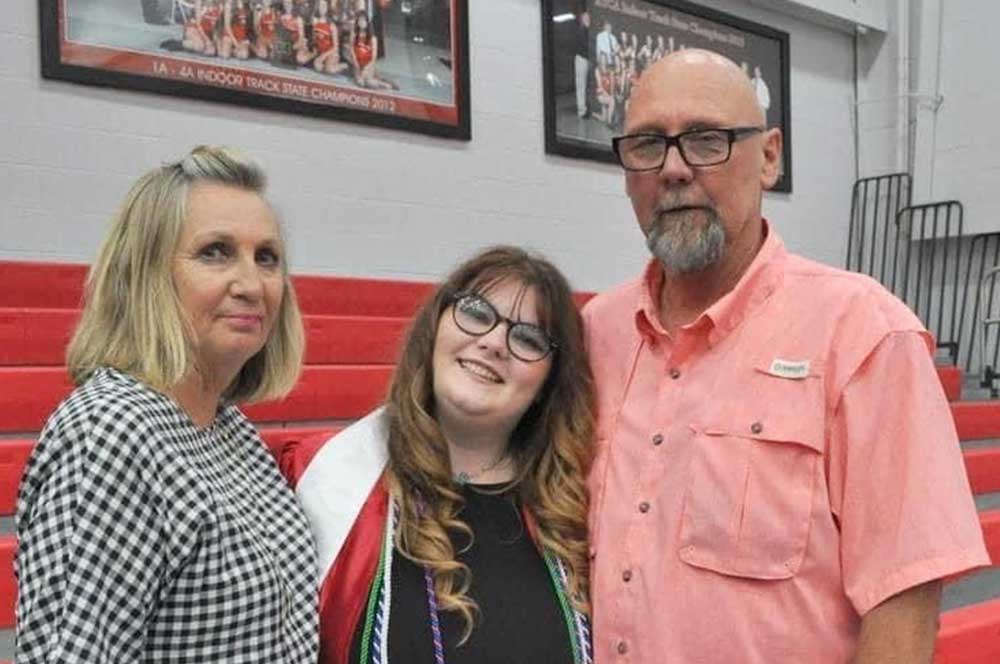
15, 367, 319, 662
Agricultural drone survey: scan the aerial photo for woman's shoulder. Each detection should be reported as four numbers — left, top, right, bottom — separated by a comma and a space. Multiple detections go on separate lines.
49, 368, 160, 424
20, 369, 181, 514
279, 406, 389, 486
39, 368, 180, 461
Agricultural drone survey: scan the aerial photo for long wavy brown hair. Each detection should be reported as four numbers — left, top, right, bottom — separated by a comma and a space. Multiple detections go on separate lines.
384, 245, 595, 641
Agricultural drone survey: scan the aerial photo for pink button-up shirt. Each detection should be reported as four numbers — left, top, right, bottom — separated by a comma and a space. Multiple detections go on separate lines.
583, 225, 989, 663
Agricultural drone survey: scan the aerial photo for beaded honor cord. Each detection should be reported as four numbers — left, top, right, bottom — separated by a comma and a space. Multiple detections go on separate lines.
359, 498, 593, 664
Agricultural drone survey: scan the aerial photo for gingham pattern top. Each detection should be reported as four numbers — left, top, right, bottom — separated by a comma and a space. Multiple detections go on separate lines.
14, 367, 319, 662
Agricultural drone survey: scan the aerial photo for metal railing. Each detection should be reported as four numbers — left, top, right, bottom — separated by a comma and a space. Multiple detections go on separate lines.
847, 174, 1000, 393
894, 201, 965, 364
959, 232, 1000, 393
847, 173, 912, 283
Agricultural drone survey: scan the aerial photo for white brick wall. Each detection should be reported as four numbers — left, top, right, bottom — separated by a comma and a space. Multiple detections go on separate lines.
1, 0, 868, 290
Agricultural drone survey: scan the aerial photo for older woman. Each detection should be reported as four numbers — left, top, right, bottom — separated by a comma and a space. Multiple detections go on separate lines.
15, 146, 318, 662
283, 246, 594, 664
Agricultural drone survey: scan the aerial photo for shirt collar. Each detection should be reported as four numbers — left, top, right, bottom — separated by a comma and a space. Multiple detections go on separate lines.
634, 219, 785, 345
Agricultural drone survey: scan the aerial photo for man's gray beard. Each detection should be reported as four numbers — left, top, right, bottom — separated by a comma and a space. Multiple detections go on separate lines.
646, 209, 726, 274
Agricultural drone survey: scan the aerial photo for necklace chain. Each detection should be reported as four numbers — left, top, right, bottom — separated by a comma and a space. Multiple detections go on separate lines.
453, 451, 510, 485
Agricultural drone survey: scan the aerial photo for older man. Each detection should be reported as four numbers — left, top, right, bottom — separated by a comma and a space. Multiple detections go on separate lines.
583, 49, 989, 663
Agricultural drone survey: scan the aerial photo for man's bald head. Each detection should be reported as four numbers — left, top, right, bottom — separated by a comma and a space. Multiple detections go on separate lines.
619, 48, 782, 279
629, 49, 767, 130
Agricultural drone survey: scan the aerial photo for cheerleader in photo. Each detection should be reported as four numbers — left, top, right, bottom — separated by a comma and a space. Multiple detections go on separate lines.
179, 0, 209, 53
220, 0, 252, 59
277, 0, 313, 66
311, 0, 348, 74
254, 1, 278, 60
197, 0, 223, 56
331, 0, 354, 70
349, 11, 396, 90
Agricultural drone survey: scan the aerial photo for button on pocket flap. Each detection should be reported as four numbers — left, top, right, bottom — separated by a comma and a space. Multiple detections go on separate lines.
734, 360, 825, 453
702, 415, 823, 454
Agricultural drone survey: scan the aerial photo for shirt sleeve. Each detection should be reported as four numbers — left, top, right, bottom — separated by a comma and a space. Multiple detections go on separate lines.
15, 408, 181, 662
829, 331, 991, 615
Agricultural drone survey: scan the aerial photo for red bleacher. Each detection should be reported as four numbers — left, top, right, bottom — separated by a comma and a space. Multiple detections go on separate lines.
0, 260, 998, 662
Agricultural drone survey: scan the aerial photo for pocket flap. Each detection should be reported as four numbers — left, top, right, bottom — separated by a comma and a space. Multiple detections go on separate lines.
703, 418, 823, 454
696, 359, 825, 453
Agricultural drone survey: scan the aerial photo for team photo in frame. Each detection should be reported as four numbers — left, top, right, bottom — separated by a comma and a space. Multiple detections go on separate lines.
40, 0, 471, 139
541, 0, 792, 192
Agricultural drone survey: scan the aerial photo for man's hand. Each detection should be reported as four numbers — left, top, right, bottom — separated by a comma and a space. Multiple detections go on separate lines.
852, 580, 943, 664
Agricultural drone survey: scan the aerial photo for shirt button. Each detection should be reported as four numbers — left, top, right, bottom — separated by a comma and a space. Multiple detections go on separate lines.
750, 421, 763, 435
617, 640, 629, 654
622, 569, 632, 582
638, 501, 650, 513
652, 433, 664, 446
669, 367, 681, 379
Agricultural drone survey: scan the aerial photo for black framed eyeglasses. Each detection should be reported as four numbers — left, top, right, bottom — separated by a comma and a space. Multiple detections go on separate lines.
612, 127, 765, 171
451, 293, 557, 362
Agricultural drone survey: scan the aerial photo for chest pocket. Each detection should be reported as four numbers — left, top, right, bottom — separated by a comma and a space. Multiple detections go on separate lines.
678, 362, 825, 580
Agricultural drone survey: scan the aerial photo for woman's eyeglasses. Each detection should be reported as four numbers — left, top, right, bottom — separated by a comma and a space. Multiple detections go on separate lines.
451, 293, 557, 362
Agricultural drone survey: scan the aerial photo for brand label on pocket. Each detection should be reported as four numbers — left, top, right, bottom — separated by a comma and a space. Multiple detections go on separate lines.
768, 358, 810, 379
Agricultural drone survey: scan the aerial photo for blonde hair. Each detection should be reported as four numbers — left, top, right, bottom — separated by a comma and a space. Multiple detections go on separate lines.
384, 246, 595, 641
67, 145, 304, 403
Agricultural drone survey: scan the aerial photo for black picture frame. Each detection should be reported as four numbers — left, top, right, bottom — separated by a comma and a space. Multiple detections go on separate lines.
40, 0, 471, 140
541, 0, 792, 192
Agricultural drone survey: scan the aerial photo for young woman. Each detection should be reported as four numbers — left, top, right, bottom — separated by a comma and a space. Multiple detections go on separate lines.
253, 0, 278, 59
198, 0, 223, 55
349, 10, 397, 90
277, 0, 313, 65
180, 0, 209, 54
312, 0, 348, 74
284, 246, 595, 664
220, 0, 252, 59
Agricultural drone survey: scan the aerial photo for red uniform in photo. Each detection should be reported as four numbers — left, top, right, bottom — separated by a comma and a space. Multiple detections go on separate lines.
259, 8, 276, 40
201, 5, 222, 37
353, 35, 373, 70
313, 20, 334, 54
280, 14, 300, 42
232, 6, 250, 41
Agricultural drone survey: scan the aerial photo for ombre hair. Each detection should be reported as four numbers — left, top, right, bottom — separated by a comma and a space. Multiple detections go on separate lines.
384, 246, 595, 640
67, 145, 304, 403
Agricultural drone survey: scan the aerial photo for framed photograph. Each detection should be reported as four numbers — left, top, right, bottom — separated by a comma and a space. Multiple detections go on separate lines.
40, 0, 470, 140
541, 0, 792, 192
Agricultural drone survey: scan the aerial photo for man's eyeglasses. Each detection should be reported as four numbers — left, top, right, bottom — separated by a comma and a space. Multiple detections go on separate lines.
451, 293, 557, 363
612, 127, 764, 171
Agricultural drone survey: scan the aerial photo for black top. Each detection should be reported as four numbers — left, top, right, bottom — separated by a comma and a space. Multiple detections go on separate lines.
350, 484, 575, 664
